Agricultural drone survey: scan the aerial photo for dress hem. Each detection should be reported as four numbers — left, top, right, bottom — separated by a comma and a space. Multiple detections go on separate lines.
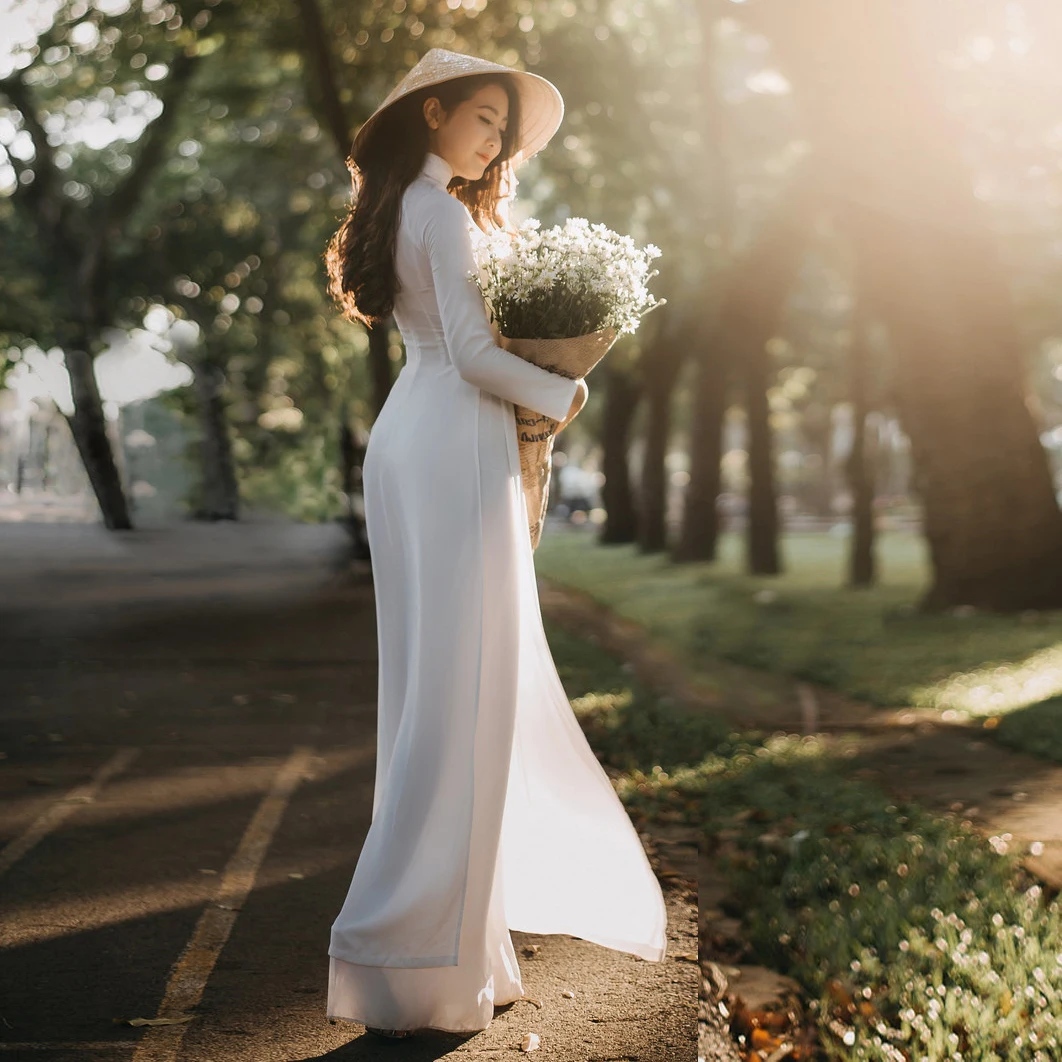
327, 1013, 484, 1034
327, 988, 526, 1035
328, 944, 460, 969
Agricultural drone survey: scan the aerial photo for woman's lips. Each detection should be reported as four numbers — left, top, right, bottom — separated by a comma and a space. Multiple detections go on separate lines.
476, 152, 490, 164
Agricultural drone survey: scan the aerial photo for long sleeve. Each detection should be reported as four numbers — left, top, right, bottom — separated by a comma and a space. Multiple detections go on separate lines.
424, 196, 580, 422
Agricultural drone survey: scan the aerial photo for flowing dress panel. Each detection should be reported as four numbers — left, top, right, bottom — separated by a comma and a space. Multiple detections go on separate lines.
501, 538, 669, 961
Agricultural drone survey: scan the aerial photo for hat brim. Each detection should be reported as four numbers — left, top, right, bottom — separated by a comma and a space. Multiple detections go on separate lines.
350, 49, 564, 168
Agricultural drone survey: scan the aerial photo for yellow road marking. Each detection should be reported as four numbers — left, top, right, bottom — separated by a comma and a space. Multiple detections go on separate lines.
130, 745, 315, 1062
0, 748, 141, 879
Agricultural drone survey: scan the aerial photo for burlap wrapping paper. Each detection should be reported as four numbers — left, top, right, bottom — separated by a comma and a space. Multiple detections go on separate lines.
496, 326, 619, 550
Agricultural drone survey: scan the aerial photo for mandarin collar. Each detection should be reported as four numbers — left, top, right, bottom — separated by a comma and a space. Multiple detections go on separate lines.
419, 151, 453, 188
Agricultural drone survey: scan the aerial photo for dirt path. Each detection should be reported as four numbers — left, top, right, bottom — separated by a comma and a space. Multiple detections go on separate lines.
0, 521, 697, 1062
537, 577, 1062, 892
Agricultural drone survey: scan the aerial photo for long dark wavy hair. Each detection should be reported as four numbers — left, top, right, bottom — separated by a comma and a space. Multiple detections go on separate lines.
324, 72, 523, 328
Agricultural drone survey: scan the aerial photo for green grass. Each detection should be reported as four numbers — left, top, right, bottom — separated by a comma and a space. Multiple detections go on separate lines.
995, 697, 1062, 763
536, 528, 1062, 743
549, 617, 1062, 1062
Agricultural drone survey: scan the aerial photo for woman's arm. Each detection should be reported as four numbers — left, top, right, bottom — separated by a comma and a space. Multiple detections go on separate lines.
557, 378, 589, 434
424, 195, 580, 422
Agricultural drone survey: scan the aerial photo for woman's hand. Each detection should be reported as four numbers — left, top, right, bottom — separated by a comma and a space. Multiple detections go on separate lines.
556, 378, 588, 434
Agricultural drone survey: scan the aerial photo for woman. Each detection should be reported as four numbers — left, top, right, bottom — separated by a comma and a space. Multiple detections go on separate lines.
323, 47, 668, 1039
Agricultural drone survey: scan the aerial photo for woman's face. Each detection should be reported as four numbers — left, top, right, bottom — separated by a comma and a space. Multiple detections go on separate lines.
424, 82, 509, 181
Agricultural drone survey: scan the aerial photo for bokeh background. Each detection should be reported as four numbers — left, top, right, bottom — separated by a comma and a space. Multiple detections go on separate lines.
10, 6, 1062, 1058
3, 1, 1062, 613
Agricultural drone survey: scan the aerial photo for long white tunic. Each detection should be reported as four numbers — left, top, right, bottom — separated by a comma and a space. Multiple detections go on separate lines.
327, 150, 667, 1034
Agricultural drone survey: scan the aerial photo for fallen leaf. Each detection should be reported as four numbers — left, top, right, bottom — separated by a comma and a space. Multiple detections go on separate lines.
750, 1026, 784, 1051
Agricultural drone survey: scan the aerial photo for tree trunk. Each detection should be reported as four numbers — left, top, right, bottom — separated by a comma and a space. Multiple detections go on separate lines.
747, 0, 1062, 610
743, 337, 779, 574
724, 166, 818, 574
846, 307, 877, 587
599, 363, 640, 544
847, 198, 1062, 609
638, 334, 686, 554
2, 55, 197, 535
674, 0, 735, 564
63, 346, 132, 530
673, 334, 728, 562
191, 358, 240, 521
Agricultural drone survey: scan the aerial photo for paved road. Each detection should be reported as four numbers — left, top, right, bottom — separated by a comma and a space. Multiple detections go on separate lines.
0, 520, 696, 1062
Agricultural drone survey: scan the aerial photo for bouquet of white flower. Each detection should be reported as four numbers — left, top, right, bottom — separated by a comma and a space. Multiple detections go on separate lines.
470, 217, 664, 550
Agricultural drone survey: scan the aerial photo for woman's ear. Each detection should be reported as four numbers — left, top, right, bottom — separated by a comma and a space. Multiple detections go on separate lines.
422, 96, 443, 131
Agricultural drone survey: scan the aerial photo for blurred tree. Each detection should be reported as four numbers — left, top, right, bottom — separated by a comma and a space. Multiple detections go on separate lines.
106, 0, 380, 523
728, 163, 817, 574
598, 357, 640, 542
531, 0, 706, 550
636, 300, 687, 553
744, 0, 1062, 609
0, 0, 209, 528
293, 0, 399, 419
673, 0, 734, 564
845, 299, 878, 587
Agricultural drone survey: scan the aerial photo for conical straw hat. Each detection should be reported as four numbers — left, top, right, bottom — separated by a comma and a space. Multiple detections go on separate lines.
351, 47, 564, 166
